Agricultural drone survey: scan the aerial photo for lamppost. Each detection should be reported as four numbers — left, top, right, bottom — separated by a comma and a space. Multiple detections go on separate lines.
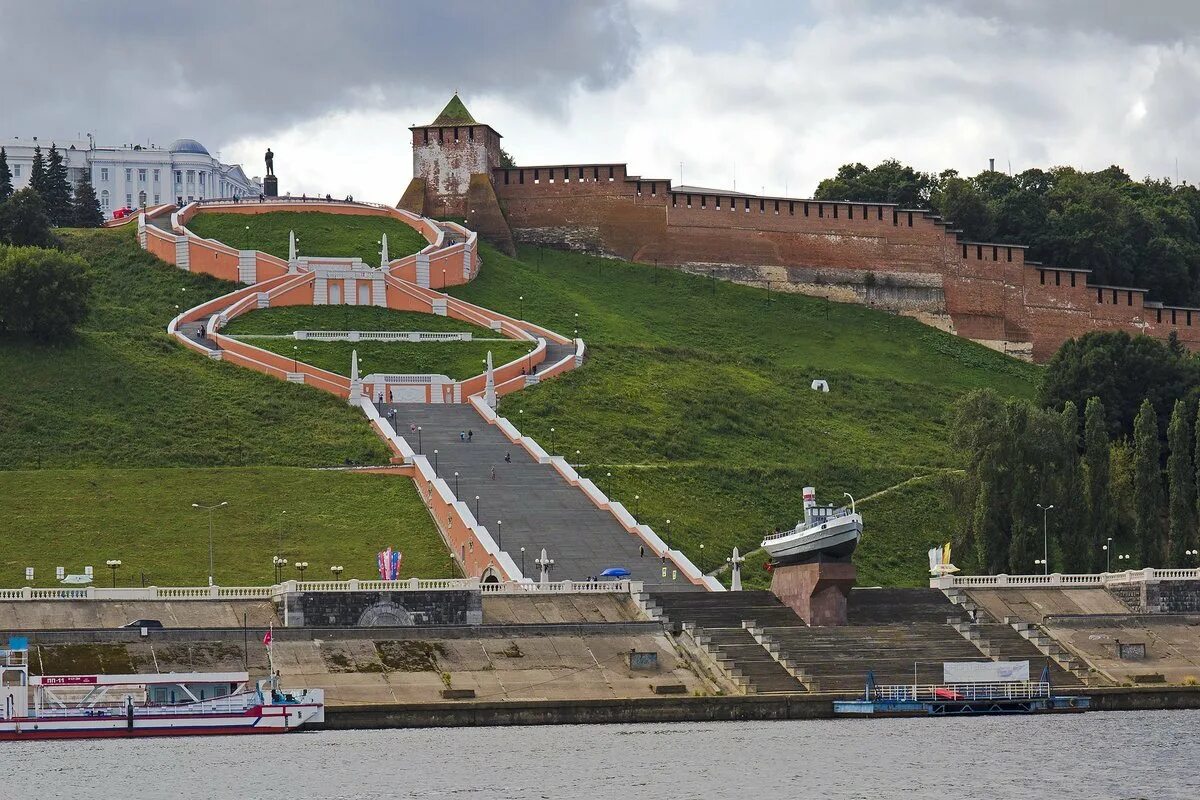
698, 543, 705, 573
1185, 549, 1199, 567
106, 559, 122, 588
1035, 503, 1054, 575
550, 427, 556, 453
292, 345, 298, 372
496, 520, 503, 550
635, 495, 641, 517
191, 501, 228, 586
475, 495, 481, 519
519, 295, 524, 318
1103, 537, 1114, 573
295, 561, 309, 579
454, 471, 460, 495
433, 449, 439, 475
1117, 553, 1132, 570
273, 556, 287, 583
277, 510, 287, 555
417, 426, 423, 453
666, 519, 672, 549
520, 546, 526, 575
330, 565, 344, 581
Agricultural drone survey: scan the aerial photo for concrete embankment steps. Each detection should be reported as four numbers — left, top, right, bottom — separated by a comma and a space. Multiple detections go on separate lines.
651, 591, 807, 693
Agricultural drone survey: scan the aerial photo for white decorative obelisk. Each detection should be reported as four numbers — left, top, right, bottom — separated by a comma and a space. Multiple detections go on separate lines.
288, 230, 297, 267
728, 547, 745, 592
483, 350, 497, 408
535, 548, 554, 585
380, 233, 389, 269
348, 348, 362, 405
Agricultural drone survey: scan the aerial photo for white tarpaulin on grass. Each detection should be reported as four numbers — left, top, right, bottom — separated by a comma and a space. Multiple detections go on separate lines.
943, 660, 1030, 683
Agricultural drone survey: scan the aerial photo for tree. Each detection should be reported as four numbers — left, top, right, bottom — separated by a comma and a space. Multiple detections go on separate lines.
932, 175, 996, 242
951, 389, 1010, 572
43, 144, 73, 226
72, 172, 104, 228
28, 145, 46, 197
1056, 401, 1085, 571
1132, 399, 1166, 567
814, 159, 935, 208
1040, 330, 1197, 441
0, 246, 91, 340
1082, 397, 1113, 571
0, 148, 12, 203
1167, 399, 1195, 566
0, 188, 57, 247
497, 147, 517, 168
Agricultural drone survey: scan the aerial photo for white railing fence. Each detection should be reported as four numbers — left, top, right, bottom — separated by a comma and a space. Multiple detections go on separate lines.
933, 567, 1200, 589
0, 578, 638, 602
874, 681, 1051, 702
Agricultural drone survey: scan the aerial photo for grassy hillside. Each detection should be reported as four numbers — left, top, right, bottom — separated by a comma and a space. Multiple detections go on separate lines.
451, 244, 1039, 586
224, 305, 533, 380
233, 339, 534, 381
186, 210, 428, 265
223, 306, 483, 335
0, 468, 456, 588
0, 228, 387, 469
0, 228, 448, 586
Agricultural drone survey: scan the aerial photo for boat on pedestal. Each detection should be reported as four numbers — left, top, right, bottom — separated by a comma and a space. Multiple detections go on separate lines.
761, 486, 863, 565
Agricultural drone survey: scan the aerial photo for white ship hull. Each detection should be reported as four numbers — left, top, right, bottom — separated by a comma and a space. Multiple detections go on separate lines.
762, 513, 862, 565
0, 691, 324, 741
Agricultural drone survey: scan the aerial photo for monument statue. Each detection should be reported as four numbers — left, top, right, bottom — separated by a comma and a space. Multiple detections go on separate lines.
264, 148, 275, 177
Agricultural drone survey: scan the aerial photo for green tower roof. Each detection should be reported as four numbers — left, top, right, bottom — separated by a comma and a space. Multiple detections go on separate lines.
430, 94, 477, 126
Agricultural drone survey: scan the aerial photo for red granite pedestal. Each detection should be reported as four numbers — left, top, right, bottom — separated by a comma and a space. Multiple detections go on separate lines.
770, 559, 857, 626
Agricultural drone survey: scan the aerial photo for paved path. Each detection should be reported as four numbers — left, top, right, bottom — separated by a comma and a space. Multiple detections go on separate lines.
383, 402, 693, 590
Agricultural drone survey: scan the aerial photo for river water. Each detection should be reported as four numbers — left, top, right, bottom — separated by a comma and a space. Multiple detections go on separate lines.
2, 711, 1195, 799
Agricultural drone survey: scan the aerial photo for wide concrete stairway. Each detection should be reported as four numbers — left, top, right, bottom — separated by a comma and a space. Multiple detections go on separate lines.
650, 591, 807, 693
387, 403, 692, 589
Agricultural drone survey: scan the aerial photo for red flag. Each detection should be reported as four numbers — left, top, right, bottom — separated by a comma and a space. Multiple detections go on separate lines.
263, 627, 273, 647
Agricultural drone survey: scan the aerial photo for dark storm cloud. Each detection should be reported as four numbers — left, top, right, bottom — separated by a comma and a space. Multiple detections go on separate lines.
0, 0, 637, 144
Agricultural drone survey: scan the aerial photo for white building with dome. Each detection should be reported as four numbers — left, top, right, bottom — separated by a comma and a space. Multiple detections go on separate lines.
1, 136, 261, 216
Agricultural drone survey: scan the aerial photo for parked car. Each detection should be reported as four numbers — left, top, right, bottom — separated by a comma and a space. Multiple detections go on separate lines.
112, 206, 136, 220
121, 619, 163, 629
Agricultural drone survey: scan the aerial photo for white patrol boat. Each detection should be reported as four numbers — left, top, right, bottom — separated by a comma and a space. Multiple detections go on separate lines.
760, 486, 862, 565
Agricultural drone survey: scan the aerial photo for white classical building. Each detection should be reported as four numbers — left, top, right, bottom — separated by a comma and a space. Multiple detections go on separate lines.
1, 136, 261, 216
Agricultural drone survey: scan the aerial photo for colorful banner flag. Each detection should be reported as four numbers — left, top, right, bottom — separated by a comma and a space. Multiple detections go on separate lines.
377, 547, 403, 581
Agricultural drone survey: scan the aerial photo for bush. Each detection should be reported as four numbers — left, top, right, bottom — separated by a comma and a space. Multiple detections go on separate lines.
0, 246, 91, 339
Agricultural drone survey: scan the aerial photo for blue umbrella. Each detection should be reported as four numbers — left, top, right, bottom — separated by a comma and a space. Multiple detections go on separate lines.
599, 567, 631, 578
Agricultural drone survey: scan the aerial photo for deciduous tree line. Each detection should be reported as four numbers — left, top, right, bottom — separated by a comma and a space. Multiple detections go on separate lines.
951, 331, 1200, 574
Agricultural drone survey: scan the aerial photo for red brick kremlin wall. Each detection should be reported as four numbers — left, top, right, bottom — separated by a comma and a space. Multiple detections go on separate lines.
487, 164, 1200, 361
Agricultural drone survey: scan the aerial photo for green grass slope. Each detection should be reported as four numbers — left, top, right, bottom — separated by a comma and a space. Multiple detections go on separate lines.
450, 245, 1038, 587
186, 210, 428, 265
223, 306, 483, 335
0, 228, 387, 468
235, 339, 535, 381
223, 305, 533, 380
0, 468, 456, 587
0, 228, 448, 587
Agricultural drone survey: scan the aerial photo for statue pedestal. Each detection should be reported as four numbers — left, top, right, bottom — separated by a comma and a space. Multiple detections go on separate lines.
263, 175, 278, 198
770, 558, 856, 626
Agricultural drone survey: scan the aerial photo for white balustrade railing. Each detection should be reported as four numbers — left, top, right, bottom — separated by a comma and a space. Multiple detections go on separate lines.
294, 330, 473, 342
0, 578, 637, 601
874, 681, 1051, 702
933, 567, 1200, 589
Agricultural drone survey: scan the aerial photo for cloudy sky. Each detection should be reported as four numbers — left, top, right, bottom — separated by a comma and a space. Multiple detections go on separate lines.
4, 0, 1199, 200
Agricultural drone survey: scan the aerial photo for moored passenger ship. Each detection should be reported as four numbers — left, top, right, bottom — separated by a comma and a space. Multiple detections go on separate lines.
0, 638, 323, 740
